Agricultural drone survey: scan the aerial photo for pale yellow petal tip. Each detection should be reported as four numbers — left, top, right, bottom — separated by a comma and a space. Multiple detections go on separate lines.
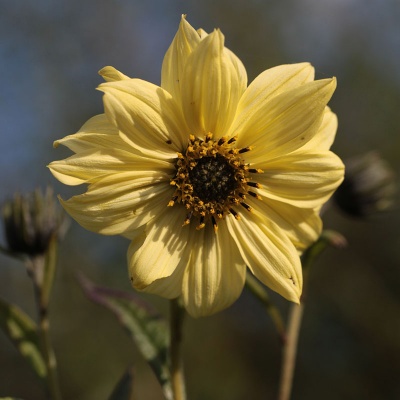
96, 81, 118, 95
205, 28, 225, 50
292, 61, 312, 69
179, 14, 191, 29
56, 195, 68, 210
197, 28, 208, 39
299, 62, 315, 79
325, 76, 337, 94
281, 289, 301, 305
53, 140, 60, 148
277, 274, 302, 305
98, 66, 130, 82
288, 281, 302, 304
130, 278, 147, 292
179, 15, 207, 39
291, 294, 301, 305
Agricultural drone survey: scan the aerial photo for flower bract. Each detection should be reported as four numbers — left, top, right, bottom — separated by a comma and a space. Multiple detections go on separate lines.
49, 16, 344, 317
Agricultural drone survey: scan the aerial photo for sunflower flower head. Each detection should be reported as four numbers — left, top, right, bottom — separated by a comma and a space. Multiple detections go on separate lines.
49, 16, 344, 317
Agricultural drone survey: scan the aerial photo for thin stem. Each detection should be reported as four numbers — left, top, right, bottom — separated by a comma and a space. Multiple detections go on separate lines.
169, 299, 186, 400
28, 254, 62, 400
277, 230, 347, 400
277, 303, 304, 400
38, 304, 63, 400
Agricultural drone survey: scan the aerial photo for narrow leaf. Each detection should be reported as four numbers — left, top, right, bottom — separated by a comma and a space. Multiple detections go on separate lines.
79, 275, 173, 400
0, 297, 47, 382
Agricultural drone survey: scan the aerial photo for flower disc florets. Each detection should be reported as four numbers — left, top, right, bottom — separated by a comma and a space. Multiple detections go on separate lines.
168, 133, 261, 231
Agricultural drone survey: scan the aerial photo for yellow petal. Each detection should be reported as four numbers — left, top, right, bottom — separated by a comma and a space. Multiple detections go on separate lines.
99, 66, 130, 82
128, 207, 191, 290
254, 151, 345, 208
297, 107, 338, 152
231, 63, 314, 134
161, 15, 201, 104
248, 197, 322, 253
49, 148, 173, 186
224, 47, 248, 97
60, 177, 173, 235
53, 114, 123, 153
225, 211, 303, 303
181, 29, 244, 137
99, 79, 189, 160
197, 28, 208, 39
235, 78, 337, 162
182, 221, 246, 318
127, 218, 190, 299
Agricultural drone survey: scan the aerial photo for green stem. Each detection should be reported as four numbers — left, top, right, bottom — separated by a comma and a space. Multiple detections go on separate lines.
28, 250, 62, 400
170, 299, 186, 400
245, 273, 286, 343
38, 304, 62, 400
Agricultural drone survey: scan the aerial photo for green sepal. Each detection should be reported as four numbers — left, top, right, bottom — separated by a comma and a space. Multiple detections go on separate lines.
79, 275, 173, 400
0, 297, 47, 382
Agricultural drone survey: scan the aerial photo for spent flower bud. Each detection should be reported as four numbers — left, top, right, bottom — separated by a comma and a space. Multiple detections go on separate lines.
334, 152, 396, 217
2, 187, 66, 257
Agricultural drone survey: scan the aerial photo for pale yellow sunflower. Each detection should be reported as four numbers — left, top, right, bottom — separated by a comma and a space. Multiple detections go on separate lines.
49, 16, 344, 317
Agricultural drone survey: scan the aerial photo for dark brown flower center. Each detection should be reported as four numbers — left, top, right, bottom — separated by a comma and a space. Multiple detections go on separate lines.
189, 154, 237, 203
168, 133, 263, 231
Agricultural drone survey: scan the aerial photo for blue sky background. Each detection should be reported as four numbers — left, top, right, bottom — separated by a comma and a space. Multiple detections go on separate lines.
1, 1, 400, 399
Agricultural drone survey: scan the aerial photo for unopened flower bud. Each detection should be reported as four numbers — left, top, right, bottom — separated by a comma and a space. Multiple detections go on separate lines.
2, 187, 66, 257
333, 152, 396, 217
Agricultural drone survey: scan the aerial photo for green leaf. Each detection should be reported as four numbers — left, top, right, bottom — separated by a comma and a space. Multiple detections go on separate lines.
79, 275, 173, 400
0, 297, 47, 382
108, 367, 134, 400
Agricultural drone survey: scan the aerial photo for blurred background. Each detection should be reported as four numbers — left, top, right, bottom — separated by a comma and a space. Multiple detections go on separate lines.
1, 0, 399, 399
